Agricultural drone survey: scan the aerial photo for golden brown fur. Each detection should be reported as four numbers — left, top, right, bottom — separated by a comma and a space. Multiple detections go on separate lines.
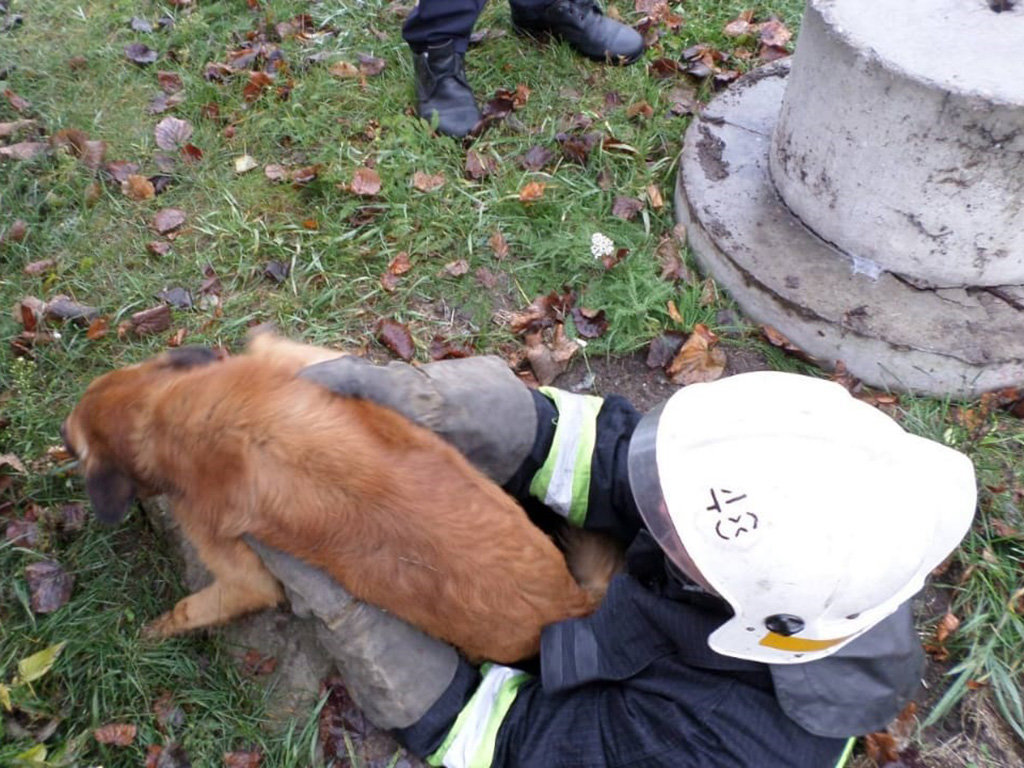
63, 336, 616, 663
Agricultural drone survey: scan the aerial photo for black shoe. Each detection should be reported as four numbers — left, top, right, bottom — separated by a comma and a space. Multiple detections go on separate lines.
411, 41, 481, 138
511, 0, 644, 64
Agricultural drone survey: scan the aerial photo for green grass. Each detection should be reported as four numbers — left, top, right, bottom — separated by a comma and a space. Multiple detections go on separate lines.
2, 0, 1022, 764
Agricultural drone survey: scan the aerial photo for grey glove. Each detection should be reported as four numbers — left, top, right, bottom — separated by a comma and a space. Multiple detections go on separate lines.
299, 355, 537, 485
245, 536, 458, 730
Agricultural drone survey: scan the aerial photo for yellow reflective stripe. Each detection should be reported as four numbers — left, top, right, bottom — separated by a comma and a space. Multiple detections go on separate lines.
428, 665, 530, 768
758, 632, 849, 653
528, 388, 604, 526
833, 737, 856, 768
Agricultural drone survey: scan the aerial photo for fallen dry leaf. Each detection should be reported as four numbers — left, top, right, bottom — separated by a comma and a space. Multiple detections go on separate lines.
571, 307, 608, 339
263, 260, 289, 284
612, 196, 644, 220
358, 53, 386, 76
123, 174, 156, 201
86, 317, 110, 340
465, 150, 497, 180
412, 171, 445, 192
520, 145, 556, 171
241, 649, 278, 676
443, 259, 470, 277
243, 71, 273, 102
329, 60, 360, 78
489, 230, 509, 260
525, 325, 579, 386
646, 331, 686, 369
234, 154, 258, 174
26, 560, 74, 614
0, 141, 48, 161
152, 208, 187, 235
154, 116, 193, 150
45, 295, 99, 325
0, 118, 38, 139
157, 70, 183, 94
264, 163, 289, 182
224, 749, 263, 768
350, 167, 381, 196
125, 43, 158, 66
94, 723, 137, 746
647, 184, 664, 209
375, 318, 415, 361
519, 181, 546, 203
4, 88, 32, 114
23, 258, 55, 276
934, 612, 960, 645
2, 219, 29, 245
429, 335, 474, 360
387, 251, 412, 276
509, 289, 576, 334
666, 324, 726, 385
127, 305, 173, 336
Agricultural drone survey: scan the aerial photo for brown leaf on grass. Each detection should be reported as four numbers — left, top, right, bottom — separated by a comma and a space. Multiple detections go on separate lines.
2, 219, 28, 245
24, 258, 56, 276
723, 10, 755, 37
612, 196, 644, 220
380, 272, 399, 292
15, 296, 46, 331
648, 58, 680, 78
429, 336, 474, 360
264, 163, 289, 182
387, 251, 412, 276
154, 116, 193, 150
123, 174, 156, 200
0, 141, 48, 161
157, 71, 184, 94
234, 154, 258, 174
290, 165, 321, 186
520, 145, 557, 172
148, 241, 172, 256
357, 53, 386, 76
525, 325, 579, 386
329, 60, 360, 78
86, 317, 109, 340
156, 287, 193, 309
4, 88, 32, 114
657, 233, 692, 282
127, 305, 173, 336
443, 259, 470, 277
666, 299, 684, 326
6, 519, 39, 547
26, 560, 74, 613
152, 208, 187, 234
571, 307, 608, 339
519, 181, 546, 203
243, 71, 273, 102
45, 295, 99, 325
465, 150, 497, 180
556, 131, 601, 164
376, 318, 415, 361
412, 171, 445, 192
509, 289, 576, 334
601, 247, 629, 271
647, 184, 664, 209
224, 750, 263, 768
0, 453, 27, 473
167, 328, 188, 347
666, 324, 726, 385
105, 160, 141, 183
153, 691, 186, 731
489, 230, 509, 260
68, 55, 88, 71
94, 723, 137, 746
263, 260, 290, 284
350, 167, 381, 196
125, 43, 158, 66
626, 101, 654, 120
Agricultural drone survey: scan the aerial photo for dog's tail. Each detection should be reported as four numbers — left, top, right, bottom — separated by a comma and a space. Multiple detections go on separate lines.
559, 527, 625, 606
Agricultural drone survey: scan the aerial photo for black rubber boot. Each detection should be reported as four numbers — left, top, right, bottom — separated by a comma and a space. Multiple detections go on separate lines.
511, 0, 644, 64
411, 40, 481, 138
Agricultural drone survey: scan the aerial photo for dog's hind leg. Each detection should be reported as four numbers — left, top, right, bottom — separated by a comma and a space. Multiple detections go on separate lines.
143, 536, 284, 638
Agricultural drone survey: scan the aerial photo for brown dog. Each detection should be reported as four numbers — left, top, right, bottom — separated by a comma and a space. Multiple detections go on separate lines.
62, 335, 612, 663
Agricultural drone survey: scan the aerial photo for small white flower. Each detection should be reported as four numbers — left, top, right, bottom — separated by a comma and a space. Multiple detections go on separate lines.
590, 232, 614, 259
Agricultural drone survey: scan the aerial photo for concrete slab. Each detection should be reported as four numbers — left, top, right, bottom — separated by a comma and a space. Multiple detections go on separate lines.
675, 60, 1024, 396
769, 0, 1024, 287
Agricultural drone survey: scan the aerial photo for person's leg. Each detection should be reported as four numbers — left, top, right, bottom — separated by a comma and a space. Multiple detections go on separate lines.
509, 0, 644, 63
403, 0, 487, 138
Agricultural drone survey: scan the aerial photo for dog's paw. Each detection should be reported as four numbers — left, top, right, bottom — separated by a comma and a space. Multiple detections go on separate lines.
142, 606, 188, 640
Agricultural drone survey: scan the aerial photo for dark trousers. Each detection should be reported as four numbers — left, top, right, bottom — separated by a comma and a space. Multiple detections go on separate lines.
403, 0, 552, 53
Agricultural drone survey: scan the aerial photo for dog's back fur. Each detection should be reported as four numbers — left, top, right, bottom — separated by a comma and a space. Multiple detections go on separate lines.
65, 339, 614, 662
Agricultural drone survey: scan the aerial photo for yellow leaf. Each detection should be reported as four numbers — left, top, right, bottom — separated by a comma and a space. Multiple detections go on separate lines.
14, 743, 47, 766
0, 682, 11, 711
15, 641, 67, 685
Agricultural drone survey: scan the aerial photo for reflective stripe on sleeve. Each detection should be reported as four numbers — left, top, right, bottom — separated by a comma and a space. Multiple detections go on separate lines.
427, 664, 530, 768
528, 388, 604, 526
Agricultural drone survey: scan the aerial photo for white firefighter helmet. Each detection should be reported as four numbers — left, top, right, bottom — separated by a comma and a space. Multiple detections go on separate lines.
627, 371, 976, 665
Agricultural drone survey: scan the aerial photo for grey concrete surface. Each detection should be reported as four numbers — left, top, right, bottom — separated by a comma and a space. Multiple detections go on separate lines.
676, 61, 1024, 396
769, 0, 1024, 287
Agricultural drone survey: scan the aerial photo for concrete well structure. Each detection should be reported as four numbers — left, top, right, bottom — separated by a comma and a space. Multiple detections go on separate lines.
675, 0, 1024, 396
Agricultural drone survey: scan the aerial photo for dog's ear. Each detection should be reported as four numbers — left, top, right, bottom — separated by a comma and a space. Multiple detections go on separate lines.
159, 346, 221, 370
86, 465, 137, 526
